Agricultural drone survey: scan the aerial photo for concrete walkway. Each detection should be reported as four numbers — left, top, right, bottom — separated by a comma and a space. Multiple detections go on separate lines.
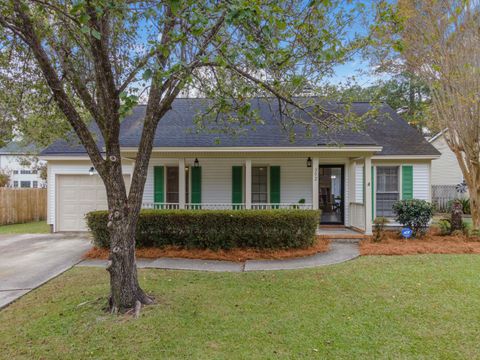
0, 233, 91, 309
78, 241, 360, 272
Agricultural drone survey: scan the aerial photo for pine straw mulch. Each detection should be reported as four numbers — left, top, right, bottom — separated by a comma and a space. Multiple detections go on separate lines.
361, 230, 480, 256
84, 239, 330, 262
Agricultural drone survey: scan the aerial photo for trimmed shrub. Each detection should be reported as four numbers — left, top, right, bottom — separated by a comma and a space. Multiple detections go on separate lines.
86, 209, 320, 250
392, 199, 434, 237
373, 217, 389, 242
437, 218, 452, 236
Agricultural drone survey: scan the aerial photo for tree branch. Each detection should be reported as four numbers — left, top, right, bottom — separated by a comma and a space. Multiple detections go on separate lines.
10, 1, 105, 170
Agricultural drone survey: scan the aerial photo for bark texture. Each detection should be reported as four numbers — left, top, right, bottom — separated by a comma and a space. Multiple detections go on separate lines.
103, 161, 154, 311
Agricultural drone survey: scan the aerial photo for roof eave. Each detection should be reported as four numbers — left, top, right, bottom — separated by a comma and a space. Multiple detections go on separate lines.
372, 154, 440, 160
120, 145, 383, 153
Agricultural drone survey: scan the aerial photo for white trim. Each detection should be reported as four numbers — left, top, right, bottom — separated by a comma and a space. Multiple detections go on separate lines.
245, 159, 252, 209
40, 156, 92, 161
121, 146, 383, 153
428, 129, 448, 143
178, 158, 186, 209
364, 156, 372, 235
312, 158, 319, 210
372, 155, 440, 160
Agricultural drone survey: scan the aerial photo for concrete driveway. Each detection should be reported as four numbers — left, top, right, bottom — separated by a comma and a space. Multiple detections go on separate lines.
0, 233, 92, 309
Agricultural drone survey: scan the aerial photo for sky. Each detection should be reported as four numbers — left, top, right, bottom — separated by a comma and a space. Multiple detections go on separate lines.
324, 0, 393, 86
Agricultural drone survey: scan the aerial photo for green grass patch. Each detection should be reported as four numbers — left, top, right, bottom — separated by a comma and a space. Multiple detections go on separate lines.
0, 221, 50, 234
1, 256, 480, 359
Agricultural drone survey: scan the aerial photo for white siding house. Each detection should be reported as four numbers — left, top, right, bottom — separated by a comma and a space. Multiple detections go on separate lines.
429, 131, 464, 186
0, 143, 46, 188
40, 100, 440, 234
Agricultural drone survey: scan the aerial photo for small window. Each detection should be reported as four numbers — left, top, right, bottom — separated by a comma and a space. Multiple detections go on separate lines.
13, 170, 18, 174
376, 166, 399, 217
32, 170, 38, 174
252, 166, 268, 203
32, 181, 38, 188
20, 181, 31, 188
13, 181, 18, 187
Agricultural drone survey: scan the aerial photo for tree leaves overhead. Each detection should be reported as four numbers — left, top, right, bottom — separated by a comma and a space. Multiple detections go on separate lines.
0, 0, 382, 146
370, 0, 480, 229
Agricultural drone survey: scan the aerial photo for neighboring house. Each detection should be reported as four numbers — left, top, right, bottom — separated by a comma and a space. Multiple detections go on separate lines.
428, 130, 467, 211
0, 142, 46, 188
40, 99, 440, 234
429, 130, 464, 186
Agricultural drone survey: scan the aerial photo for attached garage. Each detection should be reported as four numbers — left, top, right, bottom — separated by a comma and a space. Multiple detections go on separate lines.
56, 174, 130, 231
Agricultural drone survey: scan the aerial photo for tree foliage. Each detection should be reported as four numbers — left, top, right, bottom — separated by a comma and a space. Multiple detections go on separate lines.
371, 0, 480, 229
330, 73, 431, 132
0, 0, 384, 312
0, 170, 9, 187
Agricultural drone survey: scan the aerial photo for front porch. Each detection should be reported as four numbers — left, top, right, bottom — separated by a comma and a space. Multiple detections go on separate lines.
135, 152, 374, 234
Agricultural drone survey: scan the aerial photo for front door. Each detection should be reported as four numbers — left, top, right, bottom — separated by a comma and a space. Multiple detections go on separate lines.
319, 165, 344, 224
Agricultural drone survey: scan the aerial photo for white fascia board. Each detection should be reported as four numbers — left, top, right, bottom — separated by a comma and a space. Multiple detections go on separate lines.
372, 155, 440, 160
39, 155, 92, 161
120, 146, 383, 153
428, 129, 448, 143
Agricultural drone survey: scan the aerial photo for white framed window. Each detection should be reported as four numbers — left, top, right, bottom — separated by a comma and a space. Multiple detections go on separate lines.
13, 181, 18, 187
32, 181, 38, 188
376, 166, 399, 217
252, 166, 268, 203
20, 181, 31, 188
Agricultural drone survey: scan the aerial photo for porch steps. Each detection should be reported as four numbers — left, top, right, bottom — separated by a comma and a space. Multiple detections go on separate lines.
316, 226, 369, 241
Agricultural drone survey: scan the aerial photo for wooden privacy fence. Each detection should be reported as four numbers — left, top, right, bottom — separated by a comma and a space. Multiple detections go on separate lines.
0, 188, 47, 225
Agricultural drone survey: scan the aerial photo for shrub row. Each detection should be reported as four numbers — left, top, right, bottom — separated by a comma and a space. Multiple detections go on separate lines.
86, 209, 320, 250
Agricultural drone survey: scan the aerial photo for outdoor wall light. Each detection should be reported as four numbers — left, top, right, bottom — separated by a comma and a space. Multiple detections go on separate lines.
306, 157, 312, 167
193, 158, 200, 168
89, 167, 95, 176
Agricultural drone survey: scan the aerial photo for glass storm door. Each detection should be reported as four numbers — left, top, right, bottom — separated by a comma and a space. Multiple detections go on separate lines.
319, 165, 344, 224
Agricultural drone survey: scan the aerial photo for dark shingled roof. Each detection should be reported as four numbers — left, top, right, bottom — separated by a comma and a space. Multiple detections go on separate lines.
0, 141, 40, 155
41, 98, 440, 156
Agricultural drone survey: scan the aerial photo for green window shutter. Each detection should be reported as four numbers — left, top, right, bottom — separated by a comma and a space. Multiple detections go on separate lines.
154, 166, 164, 208
191, 166, 202, 207
402, 165, 413, 200
270, 166, 281, 206
371, 166, 375, 219
232, 166, 243, 209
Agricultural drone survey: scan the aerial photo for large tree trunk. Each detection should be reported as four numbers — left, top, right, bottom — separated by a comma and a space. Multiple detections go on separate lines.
469, 184, 480, 230
103, 160, 153, 313
107, 215, 153, 313
451, 147, 480, 230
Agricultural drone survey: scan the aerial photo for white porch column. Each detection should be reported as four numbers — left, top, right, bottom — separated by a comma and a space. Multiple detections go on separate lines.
312, 157, 319, 210
348, 160, 356, 227
364, 156, 373, 235
178, 158, 186, 209
245, 159, 252, 209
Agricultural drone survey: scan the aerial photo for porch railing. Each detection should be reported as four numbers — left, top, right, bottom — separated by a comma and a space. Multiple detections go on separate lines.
142, 202, 180, 210
349, 202, 365, 230
251, 203, 313, 210
142, 202, 313, 210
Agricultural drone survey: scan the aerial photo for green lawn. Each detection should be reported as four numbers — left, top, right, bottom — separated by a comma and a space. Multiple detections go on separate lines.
0, 221, 50, 234
1, 256, 480, 359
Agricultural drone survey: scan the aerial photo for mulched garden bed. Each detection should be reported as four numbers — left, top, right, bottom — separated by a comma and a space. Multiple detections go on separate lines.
361, 230, 480, 256
85, 239, 330, 262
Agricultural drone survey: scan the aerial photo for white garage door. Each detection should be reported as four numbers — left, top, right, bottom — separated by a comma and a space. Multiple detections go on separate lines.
57, 175, 130, 231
